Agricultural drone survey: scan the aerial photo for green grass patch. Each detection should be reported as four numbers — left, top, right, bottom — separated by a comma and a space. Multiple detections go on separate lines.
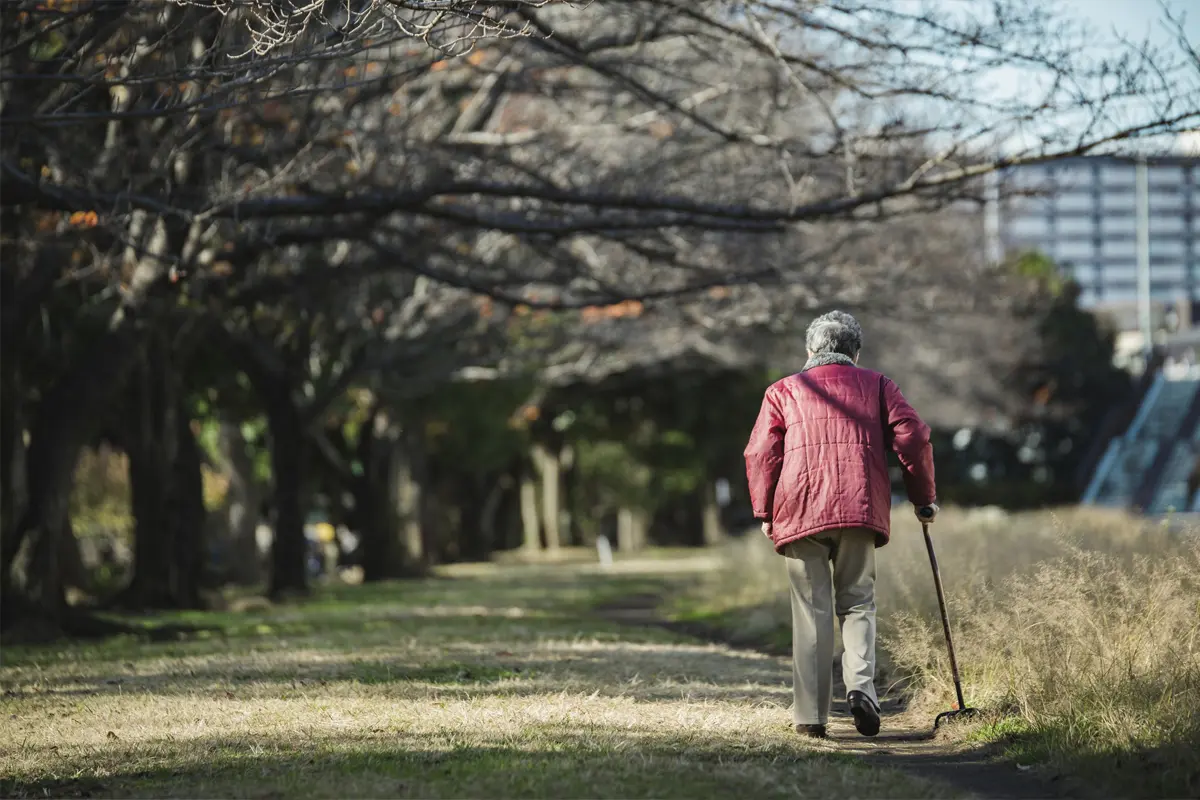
0, 555, 962, 799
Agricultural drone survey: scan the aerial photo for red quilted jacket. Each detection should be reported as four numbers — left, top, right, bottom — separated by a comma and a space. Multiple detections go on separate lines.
743, 364, 936, 552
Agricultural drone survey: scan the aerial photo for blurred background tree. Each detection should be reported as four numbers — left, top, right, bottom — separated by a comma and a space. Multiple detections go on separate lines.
2, 0, 1195, 633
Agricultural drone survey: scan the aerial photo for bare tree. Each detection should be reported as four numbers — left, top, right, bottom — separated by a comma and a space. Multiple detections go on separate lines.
3, 0, 1197, 628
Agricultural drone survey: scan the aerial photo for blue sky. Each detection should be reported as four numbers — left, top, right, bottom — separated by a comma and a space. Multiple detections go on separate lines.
1058, 0, 1197, 40
987, 0, 1199, 153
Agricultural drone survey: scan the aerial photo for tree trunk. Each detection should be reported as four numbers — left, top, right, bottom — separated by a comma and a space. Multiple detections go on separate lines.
479, 476, 508, 557
355, 415, 393, 581
58, 518, 89, 593
2, 327, 140, 632
617, 507, 647, 552
560, 445, 578, 546
531, 443, 561, 553
120, 337, 195, 609
0, 356, 23, 558
265, 388, 307, 599
212, 421, 263, 586
457, 474, 490, 562
356, 412, 428, 581
519, 462, 541, 555
168, 410, 205, 608
701, 482, 726, 546
390, 426, 426, 573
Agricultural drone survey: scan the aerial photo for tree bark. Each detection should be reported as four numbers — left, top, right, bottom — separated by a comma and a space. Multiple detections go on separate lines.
2, 326, 140, 632
457, 474, 490, 562
616, 507, 647, 552
212, 421, 264, 586
532, 443, 561, 554
701, 482, 726, 546
1, 357, 24, 565
168, 410, 205, 608
391, 425, 426, 572
122, 340, 179, 608
479, 476, 509, 557
560, 445, 578, 546
519, 461, 541, 555
355, 411, 428, 581
265, 387, 307, 598
357, 413, 401, 581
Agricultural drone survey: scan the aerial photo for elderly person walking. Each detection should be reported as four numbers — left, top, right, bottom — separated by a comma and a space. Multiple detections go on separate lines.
744, 311, 937, 740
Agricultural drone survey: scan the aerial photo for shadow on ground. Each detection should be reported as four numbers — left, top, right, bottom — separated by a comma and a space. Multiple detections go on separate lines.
0, 725, 938, 800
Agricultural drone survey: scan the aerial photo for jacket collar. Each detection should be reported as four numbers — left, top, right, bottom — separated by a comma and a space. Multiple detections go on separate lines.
801, 352, 857, 372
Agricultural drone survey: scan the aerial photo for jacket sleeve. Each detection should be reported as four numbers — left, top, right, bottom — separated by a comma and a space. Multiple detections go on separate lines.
882, 377, 936, 506
744, 388, 786, 520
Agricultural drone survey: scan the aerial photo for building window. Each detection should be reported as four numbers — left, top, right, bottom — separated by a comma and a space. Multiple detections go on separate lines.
1152, 239, 1187, 257
1150, 264, 1186, 279
1150, 191, 1185, 212
1056, 192, 1093, 212
1102, 239, 1138, 258
1057, 216, 1093, 235
1051, 165, 1091, 192
1101, 165, 1136, 186
1150, 215, 1186, 234
1149, 166, 1184, 187
1007, 215, 1049, 239
1104, 214, 1137, 234
1102, 265, 1138, 282
1101, 189, 1136, 212
1056, 239, 1094, 260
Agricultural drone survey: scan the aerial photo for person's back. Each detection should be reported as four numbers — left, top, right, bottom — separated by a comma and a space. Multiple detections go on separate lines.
744, 310, 937, 740
745, 360, 935, 551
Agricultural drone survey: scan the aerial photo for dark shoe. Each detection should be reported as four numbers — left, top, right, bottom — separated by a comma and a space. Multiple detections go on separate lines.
795, 723, 827, 739
848, 691, 881, 737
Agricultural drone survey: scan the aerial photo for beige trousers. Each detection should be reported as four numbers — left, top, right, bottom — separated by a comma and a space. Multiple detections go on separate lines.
783, 528, 879, 725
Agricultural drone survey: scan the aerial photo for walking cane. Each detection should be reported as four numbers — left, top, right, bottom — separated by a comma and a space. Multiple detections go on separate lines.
918, 507, 978, 729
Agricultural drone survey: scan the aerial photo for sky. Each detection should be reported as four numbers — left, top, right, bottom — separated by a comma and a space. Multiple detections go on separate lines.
985, 0, 1200, 154
1058, 0, 1189, 33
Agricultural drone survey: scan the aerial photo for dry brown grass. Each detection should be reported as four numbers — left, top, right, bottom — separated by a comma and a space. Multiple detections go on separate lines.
0, 563, 959, 799
676, 507, 1200, 797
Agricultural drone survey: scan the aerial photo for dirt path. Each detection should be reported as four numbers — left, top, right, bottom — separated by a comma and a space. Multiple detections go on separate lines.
597, 593, 1065, 800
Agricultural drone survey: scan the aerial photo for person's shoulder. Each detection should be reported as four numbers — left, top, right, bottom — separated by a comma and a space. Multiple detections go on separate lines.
766, 373, 802, 392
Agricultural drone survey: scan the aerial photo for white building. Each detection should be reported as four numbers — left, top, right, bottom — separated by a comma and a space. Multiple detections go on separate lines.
992, 155, 1199, 341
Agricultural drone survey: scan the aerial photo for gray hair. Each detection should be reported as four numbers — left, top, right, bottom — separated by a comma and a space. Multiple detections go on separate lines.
805, 310, 863, 357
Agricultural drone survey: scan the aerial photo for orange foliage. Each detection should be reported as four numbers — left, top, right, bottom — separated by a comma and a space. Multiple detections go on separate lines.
467, 50, 487, 66
707, 286, 731, 299
430, 60, 449, 72
68, 211, 99, 228
580, 299, 644, 322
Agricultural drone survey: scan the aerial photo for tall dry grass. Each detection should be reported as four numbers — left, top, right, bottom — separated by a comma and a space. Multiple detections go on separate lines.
679, 507, 1200, 795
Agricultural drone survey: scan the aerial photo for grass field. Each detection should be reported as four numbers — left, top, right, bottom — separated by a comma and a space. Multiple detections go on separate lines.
1, 559, 961, 800
672, 508, 1200, 798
